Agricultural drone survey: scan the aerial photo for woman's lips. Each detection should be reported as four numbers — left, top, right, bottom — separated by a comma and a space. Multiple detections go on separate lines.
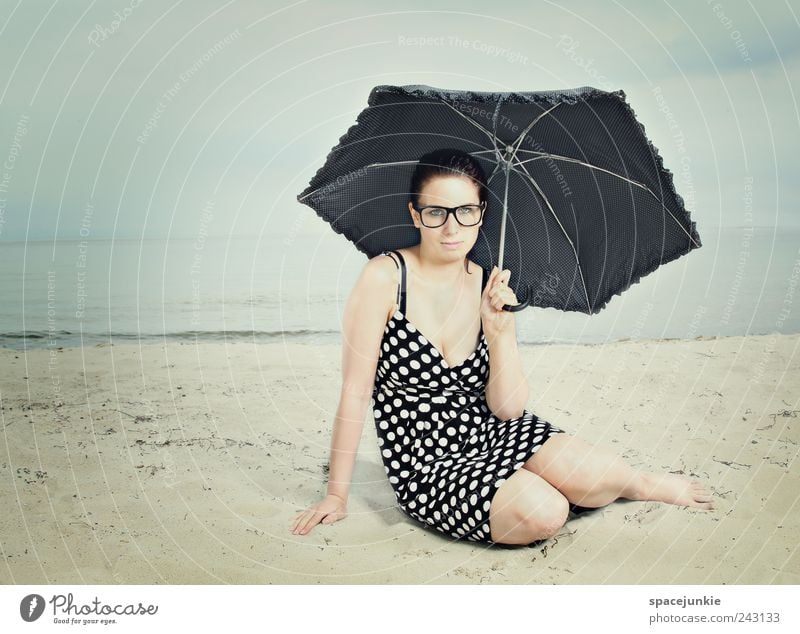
441, 241, 462, 250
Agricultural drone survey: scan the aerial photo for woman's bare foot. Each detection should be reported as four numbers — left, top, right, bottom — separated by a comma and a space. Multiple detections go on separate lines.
634, 472, 715, 509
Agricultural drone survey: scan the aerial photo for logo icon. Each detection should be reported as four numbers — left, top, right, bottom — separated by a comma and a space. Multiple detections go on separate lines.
20, 594, 46, 622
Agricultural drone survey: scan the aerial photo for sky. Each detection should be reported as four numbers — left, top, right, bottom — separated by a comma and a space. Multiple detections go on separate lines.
0, 0, 797, 242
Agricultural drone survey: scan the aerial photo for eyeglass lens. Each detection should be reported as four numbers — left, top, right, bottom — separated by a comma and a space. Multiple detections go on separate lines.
420, 205, 483, 227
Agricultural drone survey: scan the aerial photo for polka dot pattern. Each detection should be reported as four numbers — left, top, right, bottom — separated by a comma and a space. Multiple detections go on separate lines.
372, 250, 566, 545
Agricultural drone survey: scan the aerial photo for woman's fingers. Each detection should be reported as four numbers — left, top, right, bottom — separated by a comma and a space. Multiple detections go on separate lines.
292, 508, 309, 523
294, 505, 340, 534
487, 269, 517, 310
291, 511, 308, 533
490, 269, 512, 293
295, 510, 321, 535
291, 511, 305, 532
483, 267, 499, 299
484, 268, 514, 310
292, 508, 318, 534
486, 268, 505, 296
290, 498, 347, 534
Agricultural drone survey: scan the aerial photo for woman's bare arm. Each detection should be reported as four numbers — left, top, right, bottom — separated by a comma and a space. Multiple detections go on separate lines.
325, 255, 396, 502
481, 268, 530, 421
484, 327, 529, 421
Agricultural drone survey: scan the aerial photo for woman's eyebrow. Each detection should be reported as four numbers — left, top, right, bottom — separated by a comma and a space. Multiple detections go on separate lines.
420, 201, 481, 207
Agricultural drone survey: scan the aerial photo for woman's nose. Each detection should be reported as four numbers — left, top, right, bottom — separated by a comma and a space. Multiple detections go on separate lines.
442, 213, 460, 231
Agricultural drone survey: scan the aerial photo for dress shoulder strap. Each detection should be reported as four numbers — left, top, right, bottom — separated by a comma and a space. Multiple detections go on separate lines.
381, 250, 407, 314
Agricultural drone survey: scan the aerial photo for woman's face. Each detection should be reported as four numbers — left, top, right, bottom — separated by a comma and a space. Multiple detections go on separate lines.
407, 175, 484, 258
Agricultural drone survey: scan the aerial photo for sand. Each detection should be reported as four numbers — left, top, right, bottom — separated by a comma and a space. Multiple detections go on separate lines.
0, 333, 798, 584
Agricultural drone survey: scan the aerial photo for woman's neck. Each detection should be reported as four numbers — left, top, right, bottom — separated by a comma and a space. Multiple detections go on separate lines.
413, 244, 468, 288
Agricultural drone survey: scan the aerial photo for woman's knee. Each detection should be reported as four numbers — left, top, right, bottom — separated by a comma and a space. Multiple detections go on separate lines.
489, 471, 570, 544
517, 491, 569, 539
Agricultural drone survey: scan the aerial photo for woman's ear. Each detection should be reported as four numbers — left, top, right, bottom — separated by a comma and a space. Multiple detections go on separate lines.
408, 202, 419, 229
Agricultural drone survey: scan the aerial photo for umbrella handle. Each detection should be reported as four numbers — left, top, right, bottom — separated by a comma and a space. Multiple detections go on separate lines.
501, 284, 531, 312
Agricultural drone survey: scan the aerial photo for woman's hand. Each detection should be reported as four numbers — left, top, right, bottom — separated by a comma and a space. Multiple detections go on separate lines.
290, 494, 348, 536
480, 266, 519, 341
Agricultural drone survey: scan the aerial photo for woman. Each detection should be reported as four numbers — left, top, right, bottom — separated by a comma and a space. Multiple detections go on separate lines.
291, 148, 714, 545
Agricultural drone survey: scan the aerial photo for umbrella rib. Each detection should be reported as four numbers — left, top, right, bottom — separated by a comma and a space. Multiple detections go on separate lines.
486, 160, 504, 184
512, 158, 593, 312
516, 150, 650, 189
516, 152, 700, 248
297, 160, 422, 201
436, 98, 503, 162
363, 159, 420, 168
491, 99, 505, 165
467, 149, 504, 184
509, 103, 562, 160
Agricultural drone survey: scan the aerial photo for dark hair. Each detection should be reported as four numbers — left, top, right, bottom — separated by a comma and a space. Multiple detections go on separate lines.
409, 149, 488, 274
409, 148, 488, 211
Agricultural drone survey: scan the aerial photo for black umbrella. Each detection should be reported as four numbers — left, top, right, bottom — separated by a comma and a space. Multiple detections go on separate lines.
296, 84, 701, 314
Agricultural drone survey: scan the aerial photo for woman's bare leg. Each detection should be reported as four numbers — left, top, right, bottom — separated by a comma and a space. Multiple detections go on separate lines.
523, 433, 715, 510
489, 468, 570, 544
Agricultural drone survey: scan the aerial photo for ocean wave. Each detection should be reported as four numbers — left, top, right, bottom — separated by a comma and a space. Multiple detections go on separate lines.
0, 328, 342, 349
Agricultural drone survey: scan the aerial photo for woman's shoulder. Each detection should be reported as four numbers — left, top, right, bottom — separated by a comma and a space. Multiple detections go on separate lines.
356, 255, 399, 322
368, 250, 403, 273
365, 251, 402, 284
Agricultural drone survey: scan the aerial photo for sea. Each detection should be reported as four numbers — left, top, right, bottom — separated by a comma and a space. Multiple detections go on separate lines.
1, 226, 798, 350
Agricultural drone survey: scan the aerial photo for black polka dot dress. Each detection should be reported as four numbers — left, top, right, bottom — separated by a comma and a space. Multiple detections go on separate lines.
371, 250, 566, 544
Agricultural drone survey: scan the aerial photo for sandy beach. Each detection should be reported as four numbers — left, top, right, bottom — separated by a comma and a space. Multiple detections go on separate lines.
1, 333, 798, 584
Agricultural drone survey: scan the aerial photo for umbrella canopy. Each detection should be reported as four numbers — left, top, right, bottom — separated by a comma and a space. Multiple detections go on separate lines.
297, 84, 701, 314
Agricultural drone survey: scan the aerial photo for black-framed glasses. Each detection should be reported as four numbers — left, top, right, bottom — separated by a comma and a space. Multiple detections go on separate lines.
412, 201, 486, 228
